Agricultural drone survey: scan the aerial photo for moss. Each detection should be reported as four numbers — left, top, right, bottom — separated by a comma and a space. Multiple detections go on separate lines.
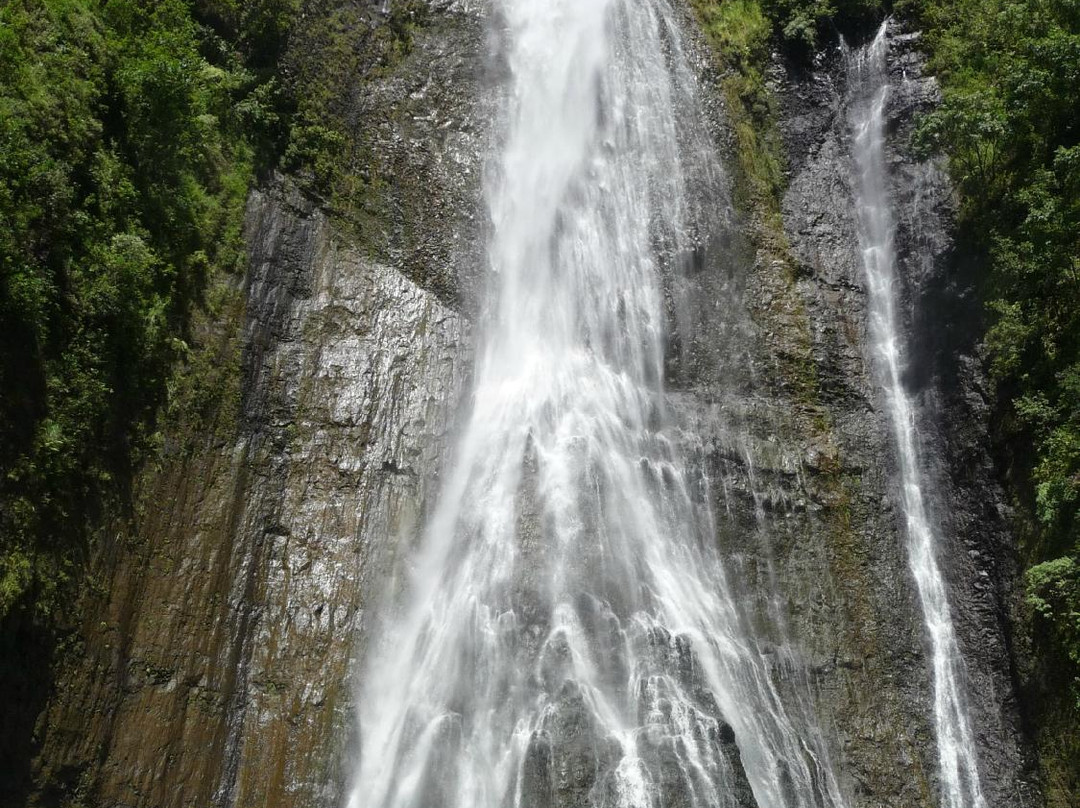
688, 21, 937, 795
690, 0, 826, 427
902, 0, 1080, 790
155, 278, 245, 458
819, 472, 875, 643
1037, 702, 1080, 808
691, 0, 785, 212
281, 0, 431, 249
0, 0, 294, 627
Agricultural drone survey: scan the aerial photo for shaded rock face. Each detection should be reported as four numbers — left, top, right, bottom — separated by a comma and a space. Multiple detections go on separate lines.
329, 0, 491, 310
26, 9, 1039, 808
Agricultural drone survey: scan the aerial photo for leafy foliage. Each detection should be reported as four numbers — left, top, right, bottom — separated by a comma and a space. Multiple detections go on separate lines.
0, 0, 435, 627
280, 0, 428, 215
1027, 557, 1080, 682
689, 0, 785, 225
1025, 553, 1080, 800
911, 0, 1080, 731
0, 0, 295, 622
766, 0, 884, 48
3, 0, 1077, 797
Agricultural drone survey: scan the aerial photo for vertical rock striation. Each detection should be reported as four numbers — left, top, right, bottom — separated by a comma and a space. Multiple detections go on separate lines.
30, 179, 470, 808
28, 0, 486, 803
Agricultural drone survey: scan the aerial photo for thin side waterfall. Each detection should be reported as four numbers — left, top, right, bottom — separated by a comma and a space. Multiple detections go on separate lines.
845, 24, 987, 808
345, 1, 846, 807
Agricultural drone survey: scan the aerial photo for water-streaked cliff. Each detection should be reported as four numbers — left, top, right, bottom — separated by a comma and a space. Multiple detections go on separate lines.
19, 5, 1040, 808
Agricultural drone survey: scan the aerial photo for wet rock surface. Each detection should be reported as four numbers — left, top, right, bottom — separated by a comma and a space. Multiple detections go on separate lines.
882, 31, 1037, 808
28, 0, 484, 804
29, 180, 470, 807
734, 24, 1035, 808
657, 16, 1038, 808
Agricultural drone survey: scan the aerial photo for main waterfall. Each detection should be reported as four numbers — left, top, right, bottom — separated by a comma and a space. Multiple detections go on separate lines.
846, 24, 987, 808
347, 2, 845, 807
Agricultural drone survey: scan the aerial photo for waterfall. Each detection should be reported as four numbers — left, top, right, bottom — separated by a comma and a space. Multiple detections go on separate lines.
345, 1, 846, 807
845, 23, 987, 808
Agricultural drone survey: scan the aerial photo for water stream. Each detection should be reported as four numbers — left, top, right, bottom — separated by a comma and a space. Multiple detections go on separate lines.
345, 1, 846, 807
845, 23, 987, 808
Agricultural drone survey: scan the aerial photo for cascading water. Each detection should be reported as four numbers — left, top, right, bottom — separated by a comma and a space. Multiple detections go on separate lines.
345, 1, 848, 807
845, 23, 987, 808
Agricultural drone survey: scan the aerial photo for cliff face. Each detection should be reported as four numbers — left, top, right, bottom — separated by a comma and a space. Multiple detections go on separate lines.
768, 28, 1036, 806
26, 6, 1037, 808
653, 20, 1036, 808
30, 181, 470, 808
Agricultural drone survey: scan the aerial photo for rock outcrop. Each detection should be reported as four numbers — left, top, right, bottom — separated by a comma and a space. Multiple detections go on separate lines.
31, 179, 470, 808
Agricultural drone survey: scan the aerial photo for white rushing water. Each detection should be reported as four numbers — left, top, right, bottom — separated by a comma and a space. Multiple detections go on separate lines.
846, 23, 987, 808
346, 1, 847, 808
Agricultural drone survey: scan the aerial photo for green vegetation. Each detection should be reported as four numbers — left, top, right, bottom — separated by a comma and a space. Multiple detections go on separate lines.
913, 0, 1080, 559
0, 0, 435, 642
281, 0, 429, 241
905, 0, 1079, 798
0, 0, 299, 623
690, 0, 826, 417
691, 0, 782, 219
763, 0, 884, 51
1, 0, 1076, 798
0, 0, 426, 626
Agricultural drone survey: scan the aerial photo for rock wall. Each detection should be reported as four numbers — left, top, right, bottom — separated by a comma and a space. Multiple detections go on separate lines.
757, 25, 1034, 807
30, 180, 470, 808
27, 0, 486, 800
656, 15, 1038, 808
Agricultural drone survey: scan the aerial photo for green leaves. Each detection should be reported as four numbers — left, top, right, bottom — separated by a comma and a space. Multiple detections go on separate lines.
914, 88, 1009, 196
762, 0, 838, 50
693, 0, 773, 66
914, 0, 1080, 549
911, 0, 1080, 783
1026, 554, 1080, 706
283, 115, 347, 192
0, 0, 277, 622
